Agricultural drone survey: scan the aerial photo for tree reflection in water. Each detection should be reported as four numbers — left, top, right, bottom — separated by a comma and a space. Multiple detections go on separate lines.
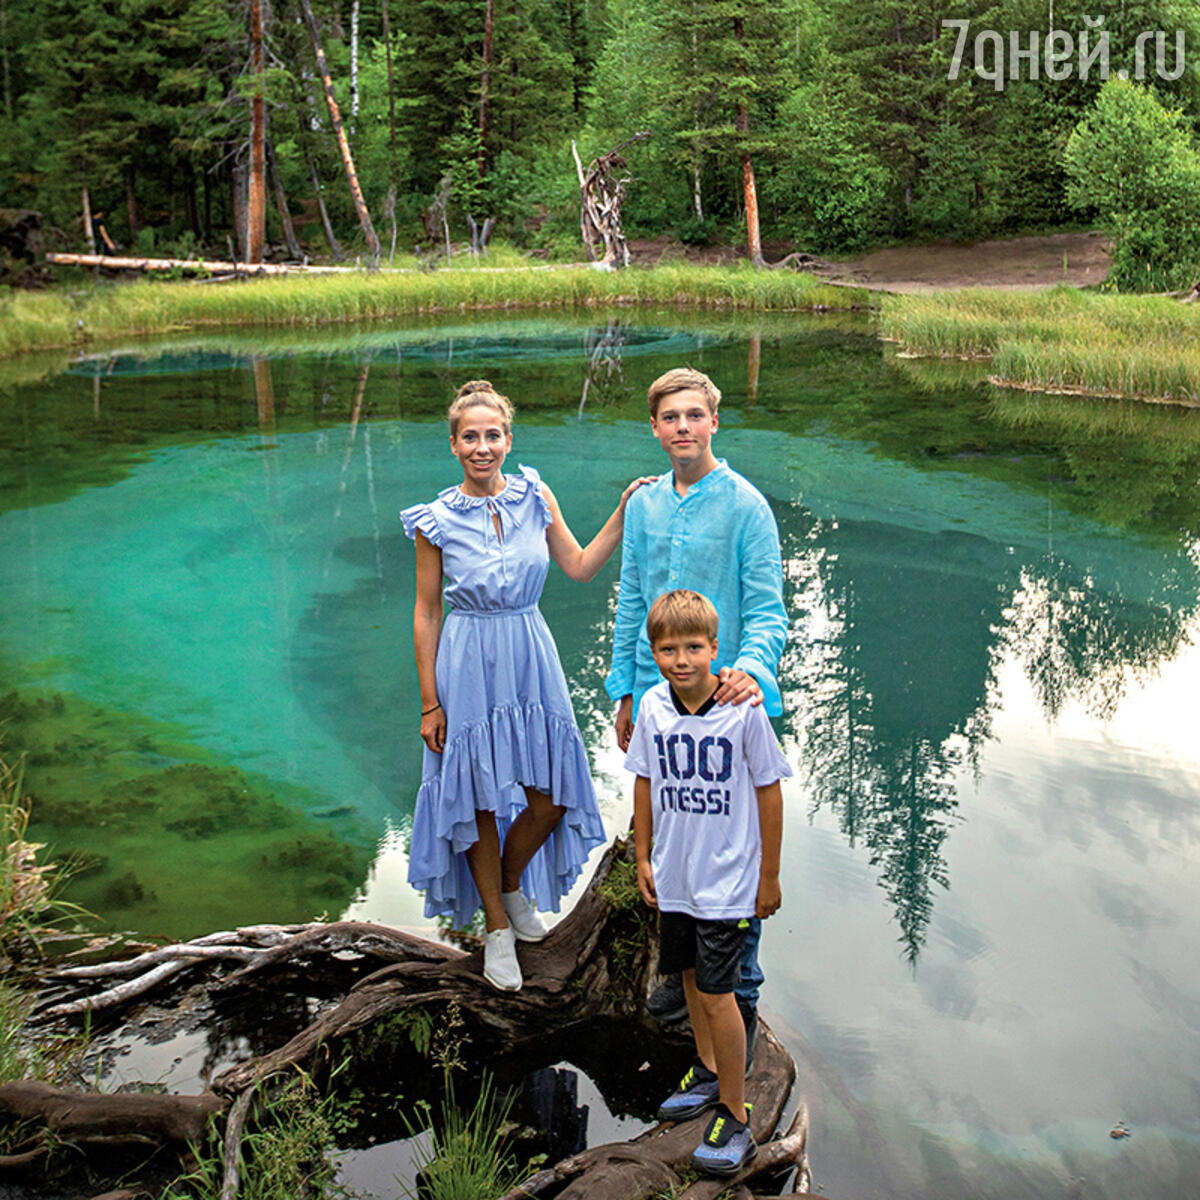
778, 502, 1199, 964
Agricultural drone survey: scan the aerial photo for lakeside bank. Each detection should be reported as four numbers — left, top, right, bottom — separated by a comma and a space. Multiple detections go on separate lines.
0, 264, 871, 360
881, 287, 1200, 407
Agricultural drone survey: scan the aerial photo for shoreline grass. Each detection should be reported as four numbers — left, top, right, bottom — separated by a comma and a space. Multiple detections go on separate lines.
882, 287, 1200, 406
0, 264, 872, 361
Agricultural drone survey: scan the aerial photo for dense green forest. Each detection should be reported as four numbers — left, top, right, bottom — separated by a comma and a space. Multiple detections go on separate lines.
1, 0, 1199, 279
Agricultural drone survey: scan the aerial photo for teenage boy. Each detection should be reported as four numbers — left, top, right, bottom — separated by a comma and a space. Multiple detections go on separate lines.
606, 366, 788, 1035
628, 590, 791, 1176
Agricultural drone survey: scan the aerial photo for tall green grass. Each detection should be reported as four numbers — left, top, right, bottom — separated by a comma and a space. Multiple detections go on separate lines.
0, 264, 869, 360
0, 983, 88, 1087
882, 287, 1200, 405
1, 754, 85, 966
401, 1073, 520, 1200
164, 1074, 339, 1200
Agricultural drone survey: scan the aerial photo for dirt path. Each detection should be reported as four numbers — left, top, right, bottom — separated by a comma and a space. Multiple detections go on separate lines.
626, 230, 1111, 293
824, 230, 1111, 292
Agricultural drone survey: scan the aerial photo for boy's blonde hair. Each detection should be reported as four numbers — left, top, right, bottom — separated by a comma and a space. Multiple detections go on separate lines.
646, 589, 719, 645
448, 379, 515, 436
646, 368, 721, 419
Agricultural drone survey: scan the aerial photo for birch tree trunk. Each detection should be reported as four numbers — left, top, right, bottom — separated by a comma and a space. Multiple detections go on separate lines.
479, 0, 495, 176
381, 0, 398, 185
290, 73, 343, 260
350, 0, 359, 121
299, 0, 380, 260
81, 187, 95, 255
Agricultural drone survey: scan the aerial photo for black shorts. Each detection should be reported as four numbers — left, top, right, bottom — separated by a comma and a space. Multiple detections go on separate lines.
658, 911, 750, 995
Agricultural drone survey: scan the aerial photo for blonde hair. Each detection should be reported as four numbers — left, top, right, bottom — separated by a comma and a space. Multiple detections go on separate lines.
646, 589, 719, 645
448, 379, 515, 436
647, 368, 721, 419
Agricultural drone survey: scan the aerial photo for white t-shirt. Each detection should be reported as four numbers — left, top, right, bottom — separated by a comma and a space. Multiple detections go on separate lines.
625, 680, 793, 920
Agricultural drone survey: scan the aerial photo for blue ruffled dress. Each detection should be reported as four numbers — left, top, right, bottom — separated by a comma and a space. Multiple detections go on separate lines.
400, 465, 606, 928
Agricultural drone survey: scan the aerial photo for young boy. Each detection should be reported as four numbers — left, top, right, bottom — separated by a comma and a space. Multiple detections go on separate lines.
607, 366, 788, 1038
626, 590, 791, 1177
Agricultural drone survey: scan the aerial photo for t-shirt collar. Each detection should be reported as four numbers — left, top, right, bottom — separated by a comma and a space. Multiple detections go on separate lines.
668, 683, 720, 716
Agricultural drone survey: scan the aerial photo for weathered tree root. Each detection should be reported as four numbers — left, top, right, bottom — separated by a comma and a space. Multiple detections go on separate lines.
0, 1080, 224, 1150
5, 839, 805, 1200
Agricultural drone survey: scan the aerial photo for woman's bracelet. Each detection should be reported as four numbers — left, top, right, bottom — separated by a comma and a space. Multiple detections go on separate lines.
422, 702, 442, 716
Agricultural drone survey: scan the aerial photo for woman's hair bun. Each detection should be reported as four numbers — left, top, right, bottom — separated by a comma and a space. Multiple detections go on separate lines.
456, 379, 496, 398
447, 380, 514, 434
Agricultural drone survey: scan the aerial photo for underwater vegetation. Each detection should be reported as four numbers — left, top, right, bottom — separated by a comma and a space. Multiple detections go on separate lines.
1, 687, 373, 940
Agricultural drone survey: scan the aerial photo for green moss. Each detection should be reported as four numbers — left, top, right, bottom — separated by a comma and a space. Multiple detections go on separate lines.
596, 846, 654, 999
596, 842, 644, 914
0, 683, 373, 940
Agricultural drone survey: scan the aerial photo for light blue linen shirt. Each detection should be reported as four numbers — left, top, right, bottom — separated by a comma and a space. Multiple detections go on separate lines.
605, 460, 787, 715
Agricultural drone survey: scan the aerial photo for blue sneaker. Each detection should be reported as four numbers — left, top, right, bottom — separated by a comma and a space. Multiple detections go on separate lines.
691, 1103, 757, 1177
655, 1059, 720, 1122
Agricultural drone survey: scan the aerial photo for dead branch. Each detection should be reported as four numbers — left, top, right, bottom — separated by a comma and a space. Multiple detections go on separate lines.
574, 133, 651, 268
37, 961, 199, 1020
220, 1089, 254, 1200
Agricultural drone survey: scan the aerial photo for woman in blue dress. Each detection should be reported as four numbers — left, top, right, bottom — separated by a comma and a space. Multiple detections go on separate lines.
402, 380, 651, 991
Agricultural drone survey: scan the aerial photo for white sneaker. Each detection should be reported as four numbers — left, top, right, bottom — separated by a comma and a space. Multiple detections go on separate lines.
501, 889, 550, 942
483, 926, 522, 991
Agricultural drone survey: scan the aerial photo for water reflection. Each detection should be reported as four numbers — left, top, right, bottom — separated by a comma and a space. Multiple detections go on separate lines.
577, 321, 636, 413
778, 494, 1199, 962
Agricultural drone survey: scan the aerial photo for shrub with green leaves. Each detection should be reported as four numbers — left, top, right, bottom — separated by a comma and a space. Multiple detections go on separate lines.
1064, 78, 1200, 292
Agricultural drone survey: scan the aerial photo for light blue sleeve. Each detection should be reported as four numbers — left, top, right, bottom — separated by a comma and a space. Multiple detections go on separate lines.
605, 494, 645, 702
732, 497, 788, 716
743, 702, 793, 786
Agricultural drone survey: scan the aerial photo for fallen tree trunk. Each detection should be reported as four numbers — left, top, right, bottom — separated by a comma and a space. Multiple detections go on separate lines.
6, 839, 807, 1199
46, 252, 358, 275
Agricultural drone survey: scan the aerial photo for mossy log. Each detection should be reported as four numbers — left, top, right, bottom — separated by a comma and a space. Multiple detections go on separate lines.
4, 838, 808, 1199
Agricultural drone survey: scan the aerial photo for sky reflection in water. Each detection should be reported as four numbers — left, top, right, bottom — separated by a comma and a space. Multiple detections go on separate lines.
3, 314, 1200, 1198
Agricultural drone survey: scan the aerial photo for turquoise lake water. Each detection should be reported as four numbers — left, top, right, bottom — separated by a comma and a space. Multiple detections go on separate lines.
3, 311, 1200, 1198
